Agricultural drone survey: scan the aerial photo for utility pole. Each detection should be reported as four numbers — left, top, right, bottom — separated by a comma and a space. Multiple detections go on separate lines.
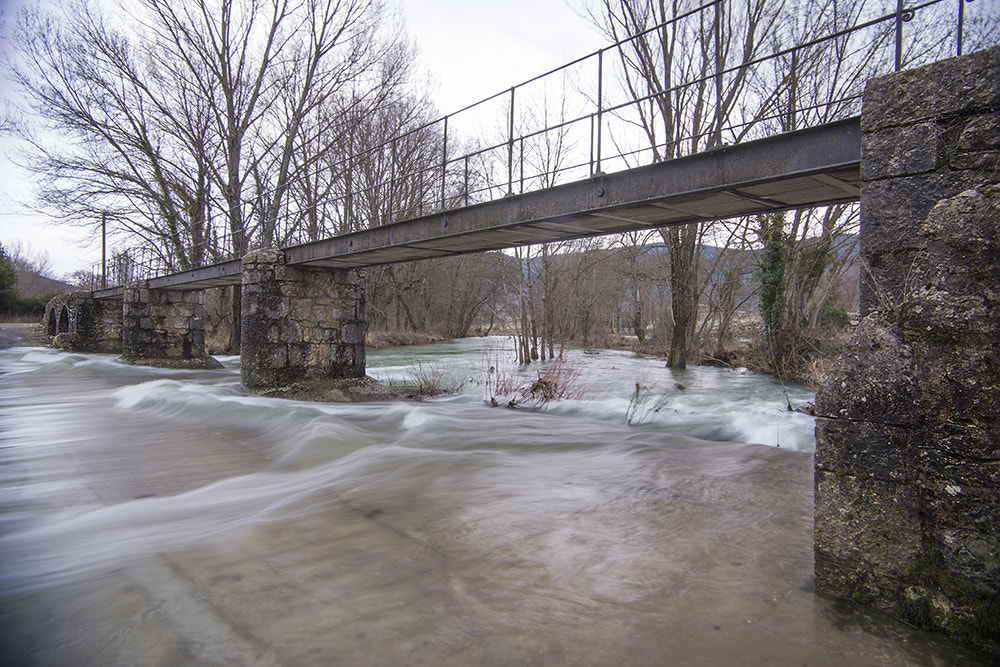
101, 212, 107, 289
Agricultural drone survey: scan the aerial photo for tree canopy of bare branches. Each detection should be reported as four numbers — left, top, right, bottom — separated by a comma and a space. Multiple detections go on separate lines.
10, 0, 418, 270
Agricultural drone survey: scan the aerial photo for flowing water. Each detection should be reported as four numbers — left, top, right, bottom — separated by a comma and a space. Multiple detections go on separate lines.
0, 338, 987, 666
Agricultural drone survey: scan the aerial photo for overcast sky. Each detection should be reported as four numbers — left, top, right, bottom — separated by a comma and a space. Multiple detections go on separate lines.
0, 0, 605, 278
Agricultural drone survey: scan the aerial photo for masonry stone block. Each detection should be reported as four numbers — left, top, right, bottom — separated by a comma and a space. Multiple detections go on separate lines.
280, 321, 301, 342
916, 421, 1000, 484
861, 122, 942, 180
262, 300, 289, 320
241, 249, 370, 391
859, 47, 1000, 133
814, 316, 927, 425
814, 470, 923, 598
957, 115, 1000, 151
817, 46, 1000, 657
814, 417, 913, 484
950, 150, 1000, 171
926, 486, 1000, 598
860, 173, 982, 258
119, 283, 220, 368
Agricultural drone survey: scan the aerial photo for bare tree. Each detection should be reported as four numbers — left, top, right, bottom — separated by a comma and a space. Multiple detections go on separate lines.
12, 0, 412, 347
11, 2, 216, 270
586, 0, 785, 368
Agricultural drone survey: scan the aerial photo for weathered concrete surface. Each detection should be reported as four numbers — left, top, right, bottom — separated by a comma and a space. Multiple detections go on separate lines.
121, 282, 222, 369
240, 249, 393, 400
816, 46, 1000, 657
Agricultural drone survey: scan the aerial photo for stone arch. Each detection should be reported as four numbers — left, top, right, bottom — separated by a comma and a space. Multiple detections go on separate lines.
45, 305, 58, 336
58, 305, 70, 334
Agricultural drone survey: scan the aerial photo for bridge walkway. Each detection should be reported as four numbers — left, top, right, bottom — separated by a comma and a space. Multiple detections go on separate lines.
92, 117, 860, 299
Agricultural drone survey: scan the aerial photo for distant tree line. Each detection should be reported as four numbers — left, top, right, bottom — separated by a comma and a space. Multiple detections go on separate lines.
0, 242, 66, 319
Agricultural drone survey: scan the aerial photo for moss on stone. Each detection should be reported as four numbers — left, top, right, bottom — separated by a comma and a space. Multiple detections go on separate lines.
254, 375, 398, 403
851, 590, 872, 605
894, 552, 1000, 657
121, 355, 225, 370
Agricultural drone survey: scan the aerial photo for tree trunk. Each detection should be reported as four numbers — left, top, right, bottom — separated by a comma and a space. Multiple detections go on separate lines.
664, 224, 698, 369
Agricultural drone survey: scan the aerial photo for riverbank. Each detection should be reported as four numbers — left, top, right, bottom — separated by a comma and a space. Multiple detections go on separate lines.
598, 327, 853, 389
365, 330, 449, 349
0, 322, 47, 349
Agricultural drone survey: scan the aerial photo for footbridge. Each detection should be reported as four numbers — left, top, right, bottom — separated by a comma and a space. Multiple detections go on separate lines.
41, 26, 1000, 656
91, 117, 861, 294
57, 116, 860, 389
61, 0, 974, 383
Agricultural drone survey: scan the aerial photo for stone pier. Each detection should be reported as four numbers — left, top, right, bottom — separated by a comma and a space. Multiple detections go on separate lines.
240, 249, 392, 402
814, 47, 999, 656
121, 282, 221, 368
44, 291, 122, 353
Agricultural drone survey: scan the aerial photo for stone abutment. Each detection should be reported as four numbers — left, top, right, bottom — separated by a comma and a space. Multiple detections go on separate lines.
43, 291, 121, 353
815, 46, 999, 656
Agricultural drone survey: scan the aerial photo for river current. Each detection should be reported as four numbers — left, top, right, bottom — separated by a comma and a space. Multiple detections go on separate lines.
0, 338, 987, 665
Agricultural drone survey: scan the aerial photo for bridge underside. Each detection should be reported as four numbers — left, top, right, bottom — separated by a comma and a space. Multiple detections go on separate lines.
92, 117, 860, 298
289, 117, 860, 270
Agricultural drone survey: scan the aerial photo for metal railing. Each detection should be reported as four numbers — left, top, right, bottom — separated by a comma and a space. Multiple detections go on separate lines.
89, 0, 988, 288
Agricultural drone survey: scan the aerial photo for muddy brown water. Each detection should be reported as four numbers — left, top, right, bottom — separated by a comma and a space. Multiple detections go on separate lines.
0, 343, 989, 665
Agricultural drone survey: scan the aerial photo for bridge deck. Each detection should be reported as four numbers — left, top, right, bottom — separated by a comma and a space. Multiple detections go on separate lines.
94, 117, 860, 298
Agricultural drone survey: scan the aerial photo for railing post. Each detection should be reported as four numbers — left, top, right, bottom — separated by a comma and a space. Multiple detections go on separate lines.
346, 150, 354, 233
957, 0, 968, 57
388, 137, 397, 225
714, 0, 724, 147
101, 211, 107, 289
595, 49, 604, 175
441, 115, 448, 211
895, 0, 905, 71
590, 115, 595, 177
507, 87, 515, 196
789, 49, 798, 132
518, 137, 524, 193
464, 155, 470, 207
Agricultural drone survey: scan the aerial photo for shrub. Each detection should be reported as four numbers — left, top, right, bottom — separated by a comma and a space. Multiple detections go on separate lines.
816, 299, 850, 328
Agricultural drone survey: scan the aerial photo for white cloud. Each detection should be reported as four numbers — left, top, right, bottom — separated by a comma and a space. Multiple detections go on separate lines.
402, 0, 603, 114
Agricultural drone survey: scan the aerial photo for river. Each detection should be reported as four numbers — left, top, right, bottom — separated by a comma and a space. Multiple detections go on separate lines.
0, 338, 987, 665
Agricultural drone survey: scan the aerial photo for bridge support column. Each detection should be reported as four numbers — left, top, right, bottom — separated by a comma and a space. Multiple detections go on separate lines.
815, 47, 999, 656
240, 249, 392, 402
121, 282, 221, 368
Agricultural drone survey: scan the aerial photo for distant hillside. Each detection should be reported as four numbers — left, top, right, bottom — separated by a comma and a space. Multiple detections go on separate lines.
15, 269, 75, 298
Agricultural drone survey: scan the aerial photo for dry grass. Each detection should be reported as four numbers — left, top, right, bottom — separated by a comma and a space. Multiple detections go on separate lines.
366, 330, 449, 349
513, 356, 585, 408
481, 342, 584, 409
401, 360, 465, 397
